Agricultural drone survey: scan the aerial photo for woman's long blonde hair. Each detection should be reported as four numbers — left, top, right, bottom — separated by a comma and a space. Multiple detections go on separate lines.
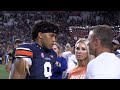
75, 38, 93, 62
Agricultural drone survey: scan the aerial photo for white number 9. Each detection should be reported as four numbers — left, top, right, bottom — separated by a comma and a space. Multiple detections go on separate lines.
44, 62, 52, 78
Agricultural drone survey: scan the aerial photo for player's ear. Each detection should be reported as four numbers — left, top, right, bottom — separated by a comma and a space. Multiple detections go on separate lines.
38, 32, 43, 39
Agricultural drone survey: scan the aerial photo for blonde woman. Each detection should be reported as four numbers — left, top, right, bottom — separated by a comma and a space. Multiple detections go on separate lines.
68, 38, 93, 79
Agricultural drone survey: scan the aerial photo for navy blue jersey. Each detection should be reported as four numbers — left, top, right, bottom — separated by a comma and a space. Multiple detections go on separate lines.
51, 56, 67, 79
15, 42, 57, 79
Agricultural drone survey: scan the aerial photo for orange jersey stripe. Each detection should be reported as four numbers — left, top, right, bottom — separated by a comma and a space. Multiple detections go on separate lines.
15, 50, 33, 57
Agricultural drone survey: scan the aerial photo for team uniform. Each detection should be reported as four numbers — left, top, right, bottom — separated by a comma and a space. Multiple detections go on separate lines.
51, 56, 67, 79
15, 42, 57, 79
68, 67, 86, 79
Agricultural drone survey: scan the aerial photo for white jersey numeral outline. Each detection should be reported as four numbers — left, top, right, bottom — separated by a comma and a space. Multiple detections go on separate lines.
44, 62, 52, 78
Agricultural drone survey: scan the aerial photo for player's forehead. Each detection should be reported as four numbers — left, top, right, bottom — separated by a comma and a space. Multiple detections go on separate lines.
44, 33, 57, 36
76, 41, 85, 46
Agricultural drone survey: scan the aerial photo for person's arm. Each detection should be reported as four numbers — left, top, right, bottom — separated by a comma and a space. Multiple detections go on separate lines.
10, 58, 30, 79
2, 55, 5, 64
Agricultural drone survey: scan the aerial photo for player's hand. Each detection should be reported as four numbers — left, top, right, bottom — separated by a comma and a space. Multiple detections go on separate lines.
24, 60, 31, 75
23, 58, 32, 75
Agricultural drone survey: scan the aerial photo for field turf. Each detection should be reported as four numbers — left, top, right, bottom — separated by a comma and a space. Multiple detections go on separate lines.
0, 65, 9, 79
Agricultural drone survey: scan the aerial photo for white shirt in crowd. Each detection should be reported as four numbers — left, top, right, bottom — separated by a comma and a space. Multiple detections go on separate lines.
85, 52, 120, 79
67, 54, 78, 73
62, 51, 72, 60
62, 51, 78, 78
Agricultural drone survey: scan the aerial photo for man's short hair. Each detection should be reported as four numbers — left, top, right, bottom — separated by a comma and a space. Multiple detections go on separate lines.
90, 25, 113, 49
32, 21, 59, 40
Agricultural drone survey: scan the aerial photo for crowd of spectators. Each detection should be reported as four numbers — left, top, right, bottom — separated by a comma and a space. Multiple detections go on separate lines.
0, 11, 120, 53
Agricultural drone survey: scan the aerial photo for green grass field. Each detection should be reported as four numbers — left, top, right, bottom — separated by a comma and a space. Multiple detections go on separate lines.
0, 65, 9, 79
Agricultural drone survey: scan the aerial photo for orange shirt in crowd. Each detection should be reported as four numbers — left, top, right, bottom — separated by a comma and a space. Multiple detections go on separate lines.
68, 67, 86, 79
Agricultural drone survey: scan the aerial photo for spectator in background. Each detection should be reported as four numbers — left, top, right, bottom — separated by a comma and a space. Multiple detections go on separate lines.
0, 11, 120, 55
6, 39, 23, 79
112, 39, 120, 54
115, 35, 120, 59
0, 43, 5, 65
85, 25, 120, 79
51, 42, 67, 79
3, 43, 11, 65
62, 43, 77, 79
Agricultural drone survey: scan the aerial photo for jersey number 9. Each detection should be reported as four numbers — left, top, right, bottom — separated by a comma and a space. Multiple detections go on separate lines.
44, 62, 52, 78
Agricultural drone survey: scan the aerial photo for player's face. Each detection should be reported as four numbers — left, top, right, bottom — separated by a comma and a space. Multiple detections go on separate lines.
87, 31, 96, 56
42, 33, 57, 49
52, 44, 59, 54
75, 42, 88, 61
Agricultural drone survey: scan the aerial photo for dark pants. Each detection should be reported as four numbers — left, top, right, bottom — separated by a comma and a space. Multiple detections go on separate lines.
0, 60, 2, 64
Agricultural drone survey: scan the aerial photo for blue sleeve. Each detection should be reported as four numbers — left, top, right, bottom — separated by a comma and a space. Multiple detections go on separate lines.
52, 57, 67, 73
60, 57, 67, 71
52, 57, 60, 72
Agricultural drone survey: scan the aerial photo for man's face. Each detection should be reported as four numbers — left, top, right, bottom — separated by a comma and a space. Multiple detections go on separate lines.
41, 33, 57, 49
87, 31, 96, 56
